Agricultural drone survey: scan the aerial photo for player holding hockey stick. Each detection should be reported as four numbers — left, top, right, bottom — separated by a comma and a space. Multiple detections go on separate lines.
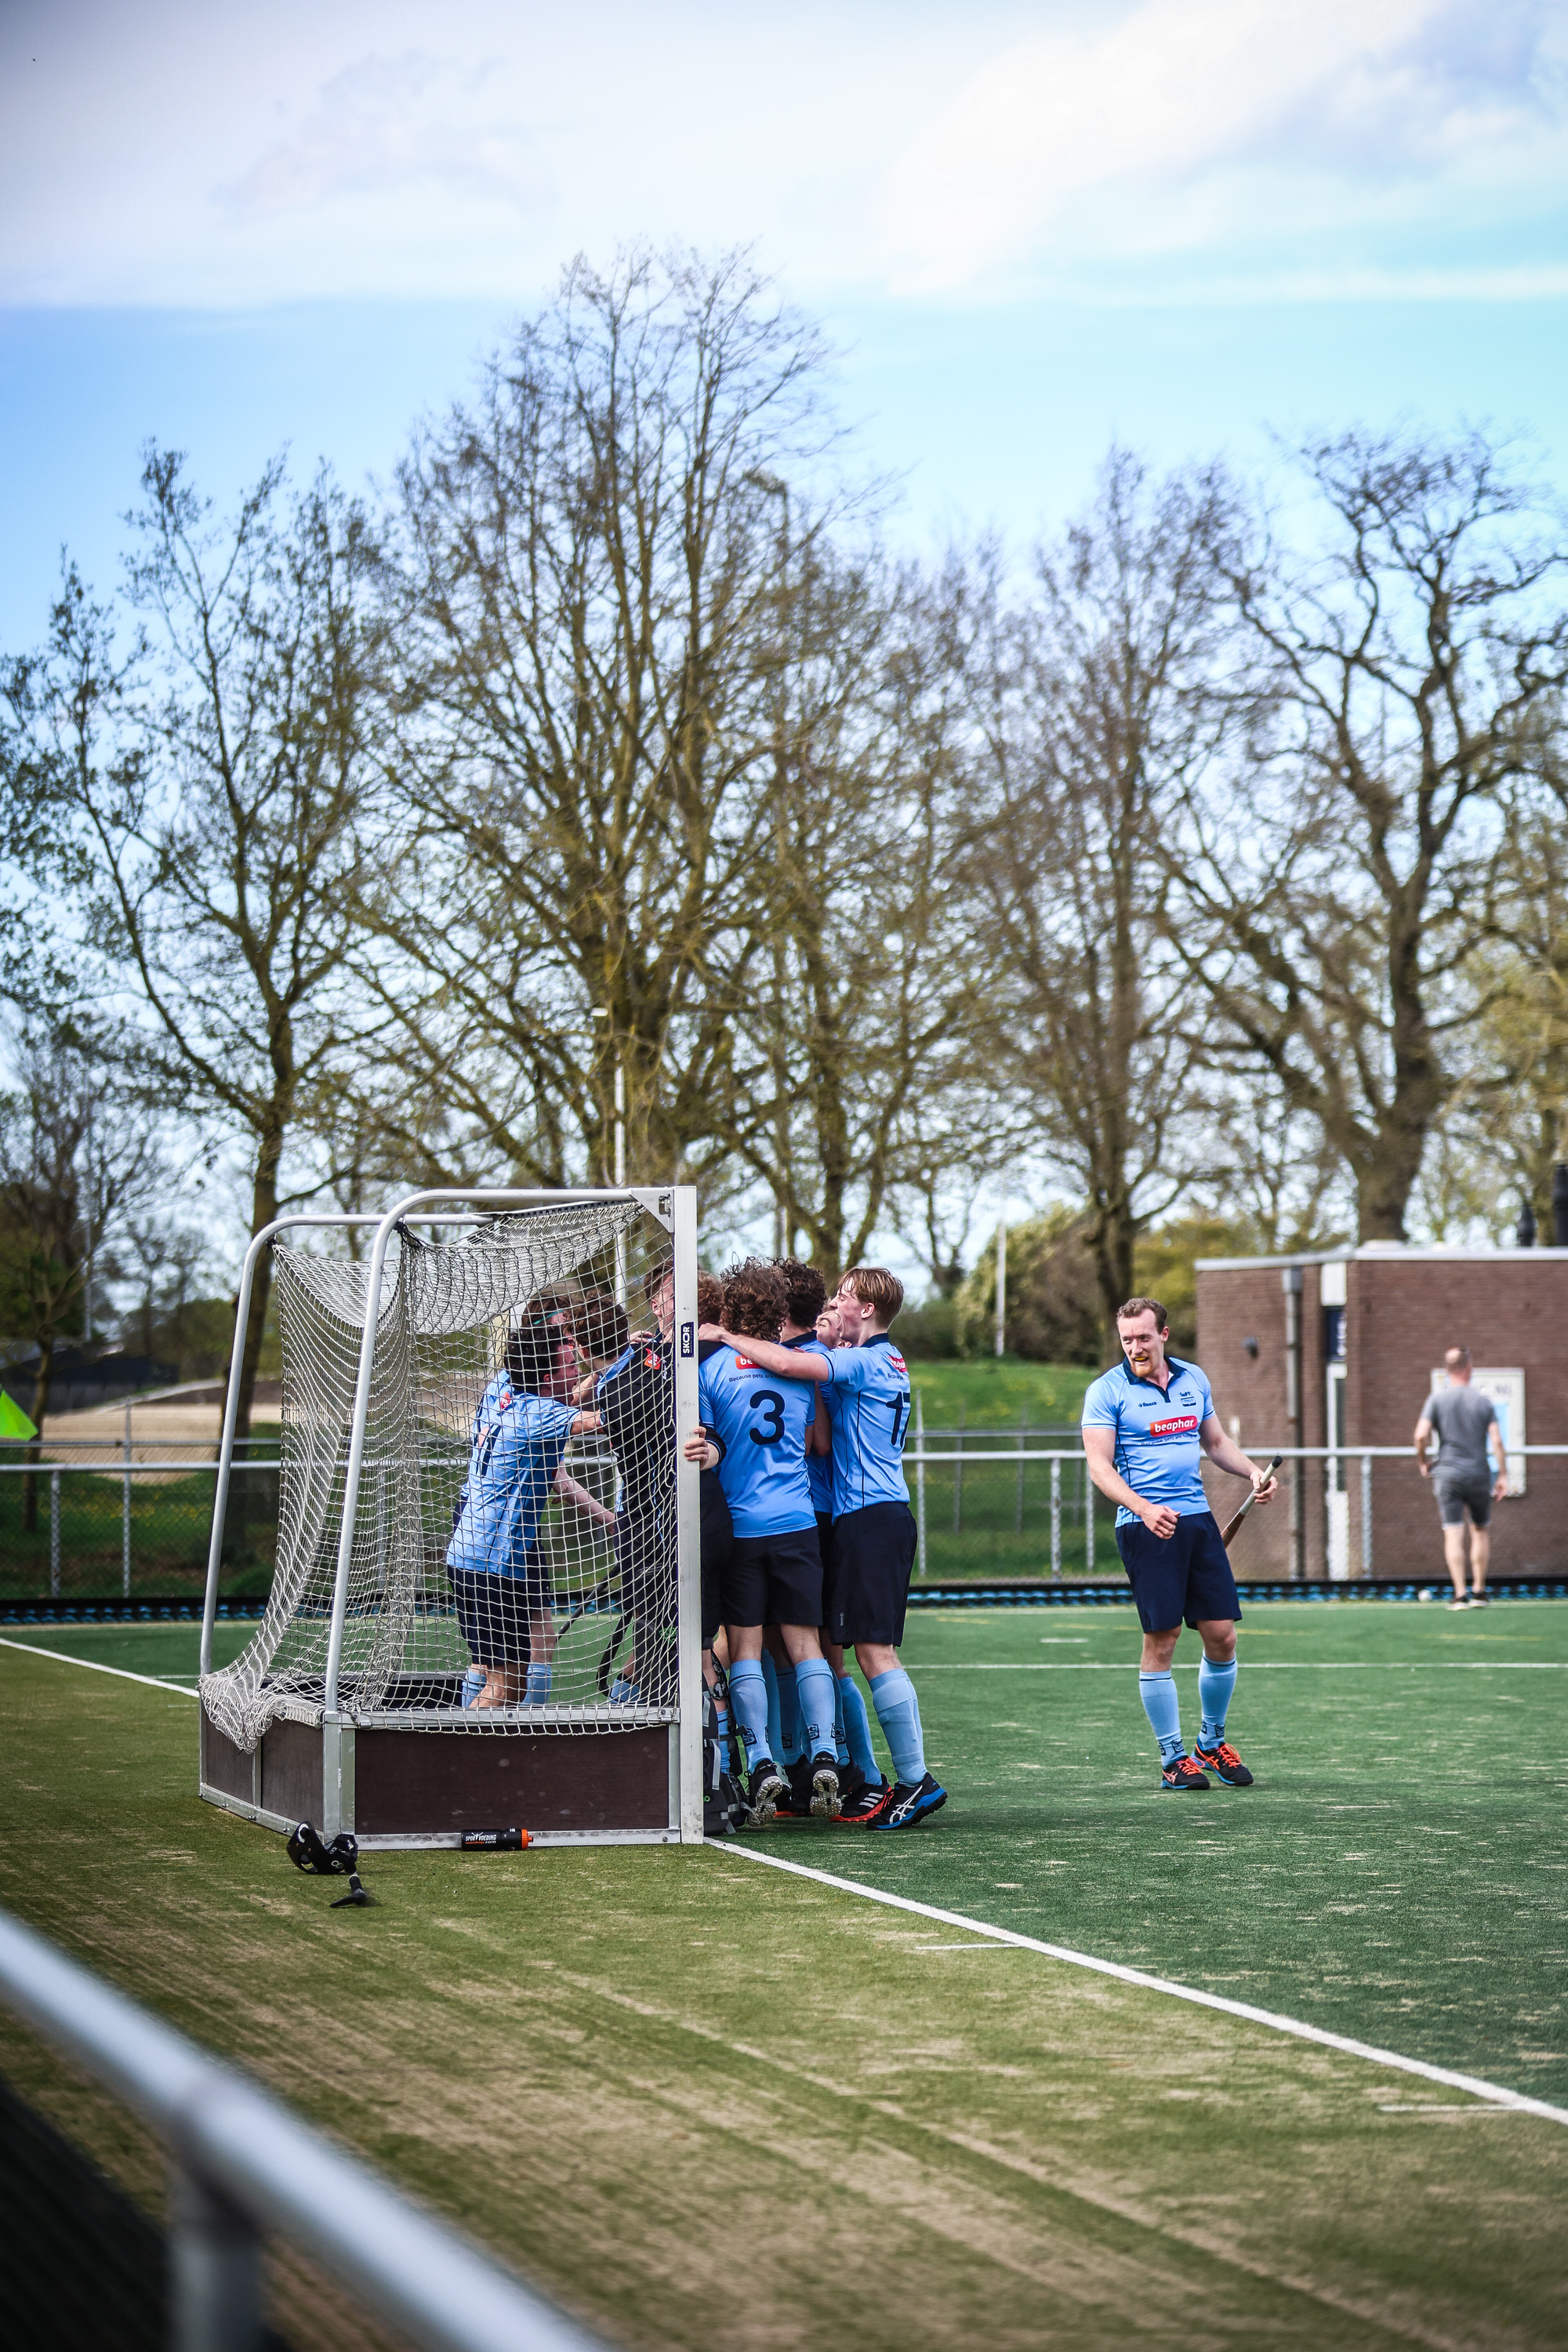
1081, 1297, 1276, 1789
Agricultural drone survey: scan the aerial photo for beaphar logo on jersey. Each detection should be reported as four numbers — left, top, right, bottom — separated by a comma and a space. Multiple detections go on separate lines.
733, 1356, 758, 1371
1150, 1413, 1199, 1437
888, 1352, 907, 1373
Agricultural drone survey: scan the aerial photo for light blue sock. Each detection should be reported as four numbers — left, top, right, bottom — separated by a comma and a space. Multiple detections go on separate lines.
837, 1672, 882, 1785
715, 1700, 731, 1752
1138, 1670, 1185, 1762
1198, 1655, 1237, 1748
608, 1675, 639, 1704
869, 1667, 924, 1786
728, 1658, 773, 1770
793, 1657, 837, 1759
524, 1661, 552, 1705
775, 1663, 804, 1766
832, 1678, 851, 1767
759, 1650, 783, 1763
461, 1666, 485, 1708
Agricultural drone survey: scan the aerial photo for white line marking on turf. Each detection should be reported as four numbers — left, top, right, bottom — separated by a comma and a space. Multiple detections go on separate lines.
906, 1661, 1567, 1670
718, 1843, 1568, 2129
0, 1635, 197, 1697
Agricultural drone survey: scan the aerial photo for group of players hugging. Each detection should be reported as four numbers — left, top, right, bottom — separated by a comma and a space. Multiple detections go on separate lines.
442, 1249, 946, 1833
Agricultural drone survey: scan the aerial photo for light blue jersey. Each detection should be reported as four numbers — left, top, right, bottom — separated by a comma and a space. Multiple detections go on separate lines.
822, 1334, 911, 1514
1080, 1356, 1215, 1527
470, 1369, 514, 1445
698, 1344, 817, 1538
447, 1389, 579, 1576
787, 1334, 834, 1515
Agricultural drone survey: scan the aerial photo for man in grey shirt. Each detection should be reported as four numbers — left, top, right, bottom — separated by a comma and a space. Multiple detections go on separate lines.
1414, 1348, 1508, 1609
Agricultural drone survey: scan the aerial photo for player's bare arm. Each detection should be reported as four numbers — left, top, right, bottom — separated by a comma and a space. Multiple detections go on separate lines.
697, 1323, 832, 1381
1414, 1411, 1435, 1475
1490, 1419, 1508, 1498
1083, 1424, 1180, 1539
1199, 1417, 1278, 1501
554, 1456, 616, 1528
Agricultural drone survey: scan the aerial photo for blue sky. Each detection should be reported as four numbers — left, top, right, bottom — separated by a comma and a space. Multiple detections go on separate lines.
4, 0, 1568, 650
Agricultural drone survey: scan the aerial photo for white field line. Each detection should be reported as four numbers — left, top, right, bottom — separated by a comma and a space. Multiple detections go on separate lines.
717, 1843, 1568, 2129
0, 1635, 196, 1697
906, 1661, 1567, 1671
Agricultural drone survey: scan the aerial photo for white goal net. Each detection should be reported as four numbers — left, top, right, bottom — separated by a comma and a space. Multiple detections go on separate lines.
201, 1194, 684, 1752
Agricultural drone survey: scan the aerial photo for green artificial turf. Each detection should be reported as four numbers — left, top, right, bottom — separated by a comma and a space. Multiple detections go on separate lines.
0, 1621, 256, 1682
2, 1607, 1566, 2350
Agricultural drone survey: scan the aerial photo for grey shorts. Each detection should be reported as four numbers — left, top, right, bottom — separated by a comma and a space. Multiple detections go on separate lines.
1436, 1479, 1492, 1529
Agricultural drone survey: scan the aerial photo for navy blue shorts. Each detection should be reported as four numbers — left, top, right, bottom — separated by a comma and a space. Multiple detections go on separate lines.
699, 1469, 731, 1645
1114, 1511, 1240, 1633
448, 1558, 554, 1666
829, 1501, 916, 1648
724, 1523, 822, 1630
815, 1513, 837, 1636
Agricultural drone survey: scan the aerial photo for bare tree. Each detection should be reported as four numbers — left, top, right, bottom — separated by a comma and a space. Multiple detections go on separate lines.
358, 249, 855, 1207
0, 1025, 154, 1523
5, 457, 383, 1435
959, 454, 1240, 1336
1417, 806, 1568, 1240
713, 535, 982, 1271
1177, 430, 1568, 1242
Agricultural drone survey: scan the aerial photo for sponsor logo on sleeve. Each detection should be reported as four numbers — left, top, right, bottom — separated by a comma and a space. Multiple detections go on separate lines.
1150, 1414, 1200, 1437
889, 1352, 907, 1373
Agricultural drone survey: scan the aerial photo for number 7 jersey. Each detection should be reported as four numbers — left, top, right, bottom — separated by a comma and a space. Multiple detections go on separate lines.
697, 1342, 818, 1537
821, 1333, 912, 1513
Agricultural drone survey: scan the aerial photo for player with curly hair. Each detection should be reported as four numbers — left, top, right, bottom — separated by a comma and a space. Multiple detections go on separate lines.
684, 1258, 840, 1820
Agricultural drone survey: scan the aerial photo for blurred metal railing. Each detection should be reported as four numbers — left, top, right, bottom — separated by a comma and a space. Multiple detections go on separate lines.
902, 1440, 1568, 1582
11, 1436, 1568, 1598
0, 1906, 606, 2352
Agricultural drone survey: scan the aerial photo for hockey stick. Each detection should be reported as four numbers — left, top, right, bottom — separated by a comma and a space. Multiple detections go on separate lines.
1220, 1453, 1283, 1551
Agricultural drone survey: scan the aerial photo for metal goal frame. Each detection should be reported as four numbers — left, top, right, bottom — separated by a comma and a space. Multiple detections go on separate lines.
197, 1185, 702, 1847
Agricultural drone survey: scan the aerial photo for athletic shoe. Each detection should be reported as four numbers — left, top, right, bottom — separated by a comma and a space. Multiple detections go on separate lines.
1468, 1592, 1490, 1607
1160, 1754, 1210, 1791
836, 1760, 867, 1805
834, 1780, 893, 1824
1446, 1597, 1470, 1611
746, 1760, 786, 1822
808, 1753, 841, 1819
865, 1773, 947, 1830
1192, 1739, 1254, 1787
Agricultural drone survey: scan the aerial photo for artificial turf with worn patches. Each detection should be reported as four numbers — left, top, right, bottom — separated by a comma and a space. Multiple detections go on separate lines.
1, 1605, 1566, 2350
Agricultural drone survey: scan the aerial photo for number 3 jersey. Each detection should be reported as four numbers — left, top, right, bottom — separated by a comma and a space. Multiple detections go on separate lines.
821, 1333, 912, 1514
697, 1343, 817, 1537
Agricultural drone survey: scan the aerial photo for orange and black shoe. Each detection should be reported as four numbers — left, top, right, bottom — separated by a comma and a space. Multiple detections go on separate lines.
835, 1778, 894, 1824
1160, 1753, 1210, 1791
1192, 1740, 1254, 1788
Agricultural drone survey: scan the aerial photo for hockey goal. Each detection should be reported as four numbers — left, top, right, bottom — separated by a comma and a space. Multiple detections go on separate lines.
197, 1188, 701, 1847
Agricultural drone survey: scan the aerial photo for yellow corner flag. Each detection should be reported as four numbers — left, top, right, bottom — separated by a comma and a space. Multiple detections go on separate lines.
0, 1390, 38, 1441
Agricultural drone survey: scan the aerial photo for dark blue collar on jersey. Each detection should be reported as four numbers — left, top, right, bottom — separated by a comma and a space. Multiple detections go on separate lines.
1115, 1351, 1192, 1396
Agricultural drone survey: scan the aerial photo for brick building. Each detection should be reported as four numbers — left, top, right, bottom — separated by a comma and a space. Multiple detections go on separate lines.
1194, 1246, 1568, 1581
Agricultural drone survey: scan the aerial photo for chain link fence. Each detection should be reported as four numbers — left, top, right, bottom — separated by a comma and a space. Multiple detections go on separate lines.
0, 1439, 279, 1602
13, 1426, 1568, 1601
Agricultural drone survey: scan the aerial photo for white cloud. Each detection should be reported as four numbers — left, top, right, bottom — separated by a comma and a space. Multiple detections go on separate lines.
0, 0, 1564, 310
226, 51, 551, 217
876, 0, 1568, 293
